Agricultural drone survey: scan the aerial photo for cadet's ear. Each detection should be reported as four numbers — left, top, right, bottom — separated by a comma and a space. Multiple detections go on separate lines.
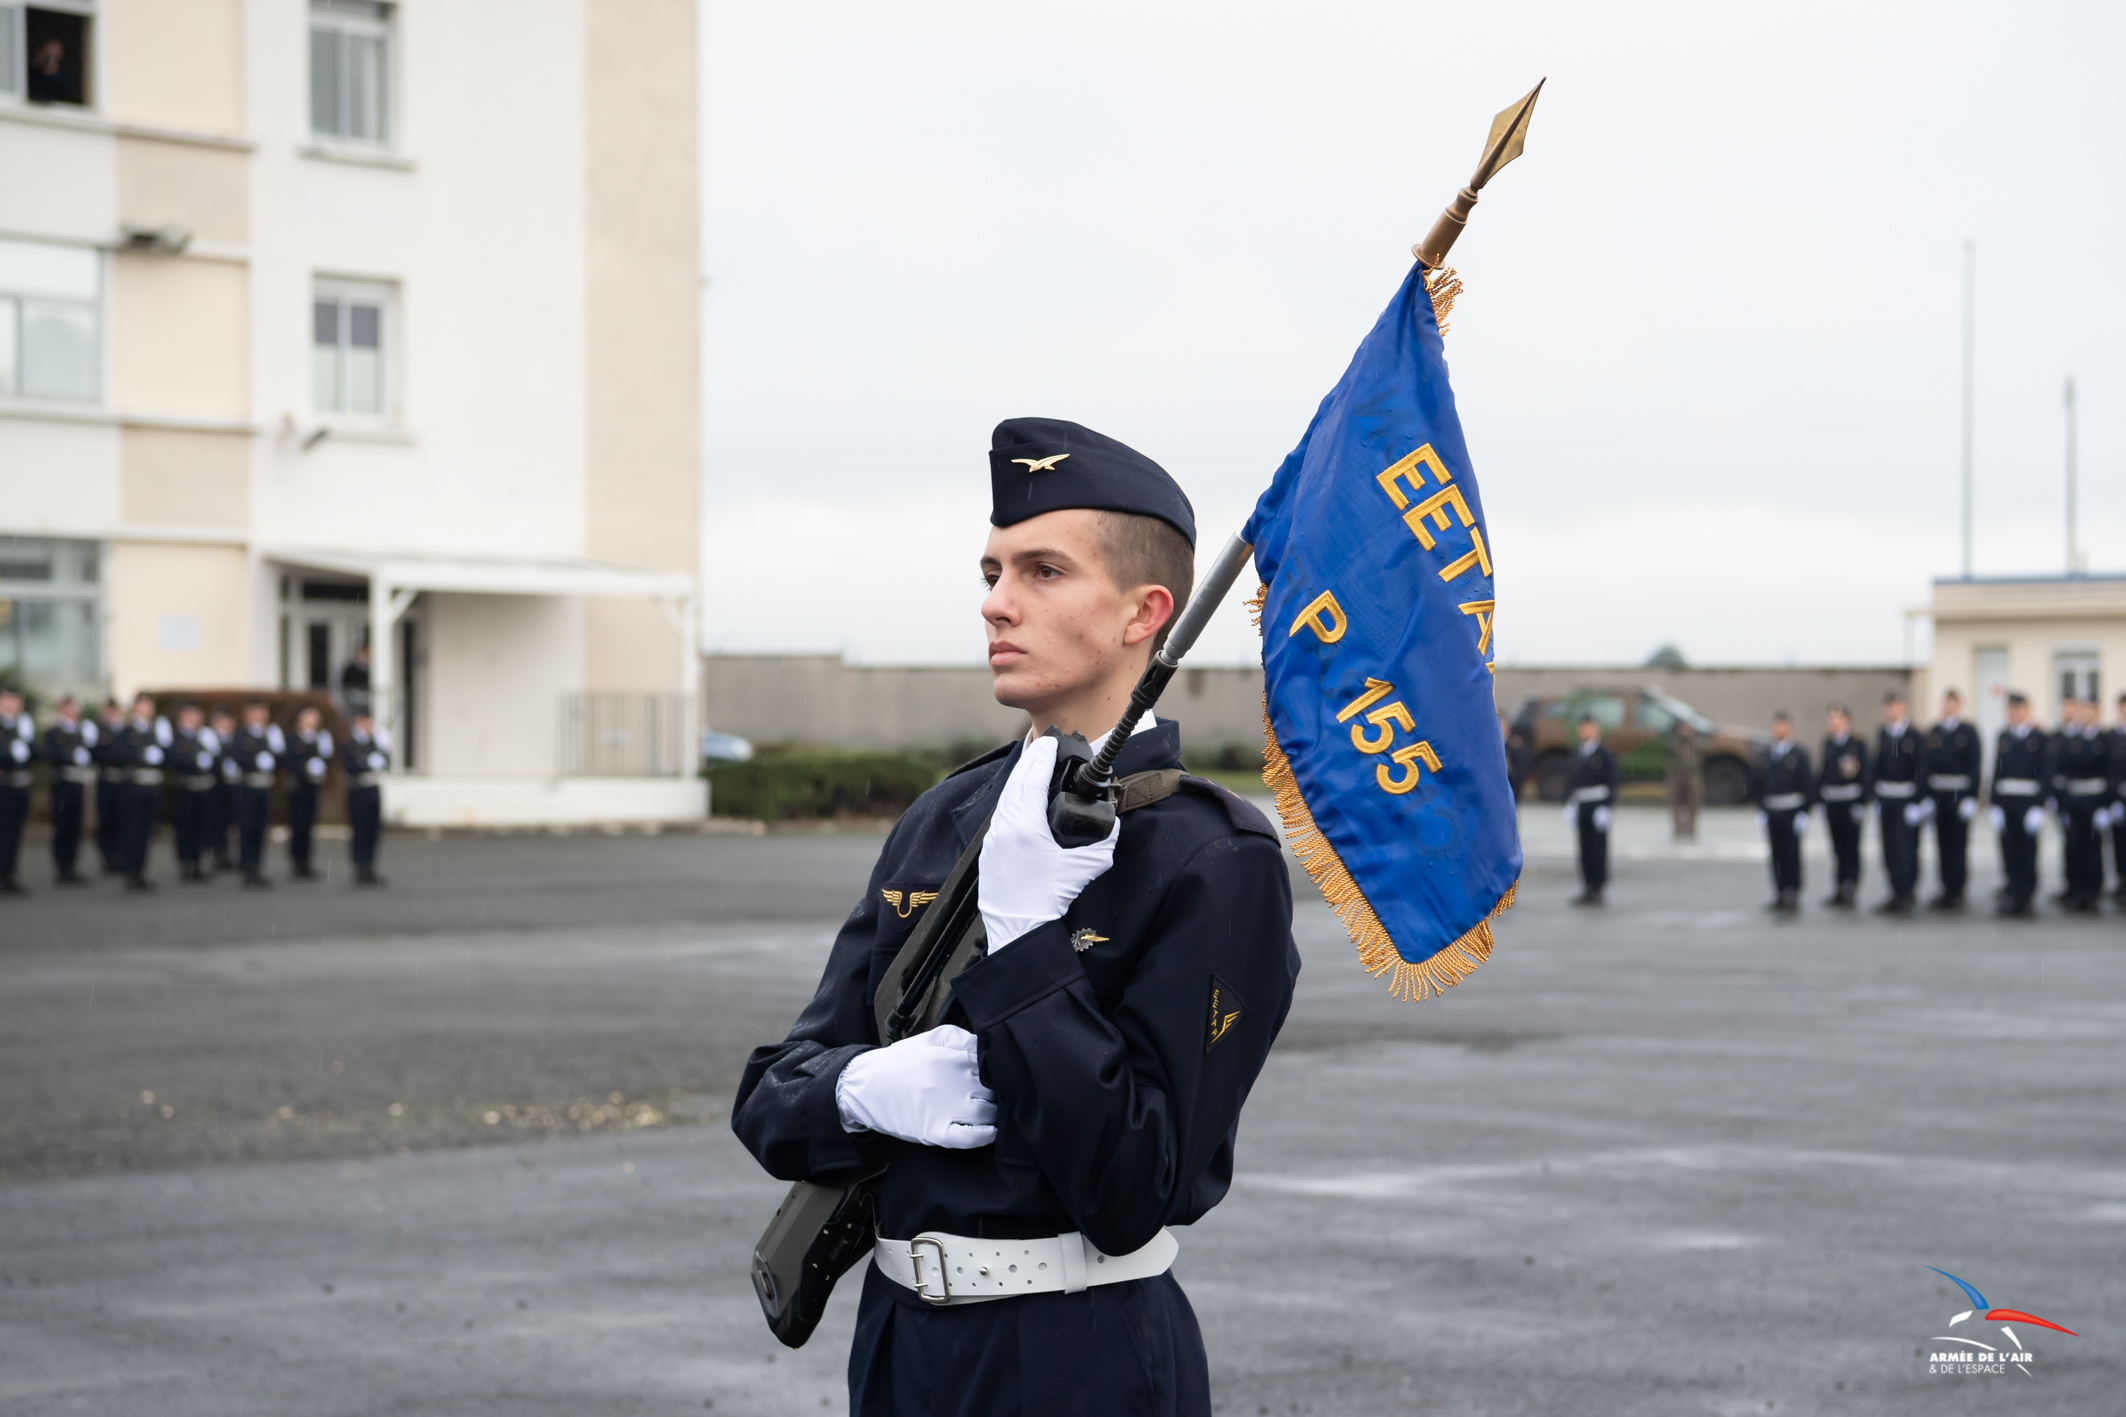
1119, 584, 1175, 650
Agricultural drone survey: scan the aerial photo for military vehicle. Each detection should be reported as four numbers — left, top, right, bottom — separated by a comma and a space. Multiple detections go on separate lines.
1506, 687, 1766, 805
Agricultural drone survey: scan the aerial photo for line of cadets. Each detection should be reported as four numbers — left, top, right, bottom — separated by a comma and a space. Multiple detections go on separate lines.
0, 688, 390, 896
1565, 686, 2126, 917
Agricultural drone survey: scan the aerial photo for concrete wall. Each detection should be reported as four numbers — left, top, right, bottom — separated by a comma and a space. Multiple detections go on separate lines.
701, 653, 1921, 753
105, 540, 250, 700
424, 593, 585, 778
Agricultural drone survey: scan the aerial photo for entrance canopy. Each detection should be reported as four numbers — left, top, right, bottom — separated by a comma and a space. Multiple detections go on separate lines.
264, 547, 698, 779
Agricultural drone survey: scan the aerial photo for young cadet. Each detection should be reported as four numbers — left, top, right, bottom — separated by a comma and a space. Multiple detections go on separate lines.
1920, 689, 1981, 911
341, 710, 389, 886
1873, 692, 1923, 914
229, 701, 286, 889
170, 703, 221, 883
733, 419, 1299, 1417
42, 695, 95, 886
0, 689, 32, 895
1758, 710, 1813, 914
114, 693, 172, 892
284, 705, 333, 881
2109, 693, 2126, 903
1815, 703, 1868, 907
92, 697, 126, 874
1988, 692, 2048, 918
1566, 713, 1618, 906
2051, 696, 2108, 913
207, 706, 240, 873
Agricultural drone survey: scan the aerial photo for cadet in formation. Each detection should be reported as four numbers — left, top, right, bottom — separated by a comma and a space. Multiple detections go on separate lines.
1919, 690, 1981, 911
92, 697, 125, 874
2050, 695, 2109, 913
208, 706, 240, 872
1988, 692, 2048, 918
113, 693, 172, 892
1758, 711, 1812, 913
286, 705, 334, 881
0, 689, 31, 894
1567, 714, 1618, 906
1873, 691, 1923, 913
1816, 704, 1868, 907
733, 419, 1299, 1417
2109, 693, 2126, 902
227, 701, 285, 888
171, 703, 223, 882
341, 709, 390, 885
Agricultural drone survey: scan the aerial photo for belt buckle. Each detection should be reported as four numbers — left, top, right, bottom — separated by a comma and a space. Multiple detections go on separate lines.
908, 1236, 950, 1304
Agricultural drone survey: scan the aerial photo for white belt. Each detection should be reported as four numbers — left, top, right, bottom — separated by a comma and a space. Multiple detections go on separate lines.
0, 771, 30, 789
1764, 793, 1807, 811
874, 1227, 1178, 1306
131, 769, 164, 786
1927, 774, 1972, 791
1993, 779, 2041, 796
1569, 785, 1611, 804
1819, 784, 1862, 801
243, 773, 275, 789
351, 772, 383, 789
2068, 778, 2108, 795
1875, 781, 1917, 798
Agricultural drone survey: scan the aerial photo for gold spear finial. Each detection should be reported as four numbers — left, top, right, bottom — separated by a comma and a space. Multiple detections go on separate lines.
1414, 79, 1544, 270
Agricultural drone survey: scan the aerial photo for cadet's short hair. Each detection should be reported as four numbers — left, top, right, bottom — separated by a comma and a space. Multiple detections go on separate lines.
1883, 690, 1905, 704
1093, 510, 1195, 652
1772, 709, 1792, 723
1826, 702, 1850, 717
2007, 691, 2028, 707
1942, 687, 1962, 701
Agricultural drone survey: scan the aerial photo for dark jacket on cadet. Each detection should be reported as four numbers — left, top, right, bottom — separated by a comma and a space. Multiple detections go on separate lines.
2049, 726, 2108, 806
1989, 726, 2050, 809
1817, 733, 1869, 809
1565, 741, 1617, 812
733, 722, 1299, 1411
1921, 719, 1982, 803
1874, 721, 1921, 802
1756, 740, 1814, 812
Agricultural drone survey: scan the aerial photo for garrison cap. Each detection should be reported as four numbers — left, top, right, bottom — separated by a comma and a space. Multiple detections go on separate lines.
988, 418, 1195, 547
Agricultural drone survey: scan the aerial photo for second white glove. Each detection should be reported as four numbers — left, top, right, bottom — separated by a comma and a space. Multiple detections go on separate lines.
978, 734, 1119, 952
2024, 806, 2045, 835
1957, 796, 1978, 822
1792, 811, 1807, 836
1988, 806, 2005, 833
1592, 805, 1611, 831
835, 1024, 997, 1148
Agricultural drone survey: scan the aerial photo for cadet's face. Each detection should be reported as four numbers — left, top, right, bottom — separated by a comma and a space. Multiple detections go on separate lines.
246, 708, 267, 727
1576, 720, 1598, 744
979, 510, 1170, 722
1942, 696, 1960, 718
180, 709, 203, 730
2007, 702, 2029, 725
1772, 719, 1791, 740
1827, 711, 1849, 736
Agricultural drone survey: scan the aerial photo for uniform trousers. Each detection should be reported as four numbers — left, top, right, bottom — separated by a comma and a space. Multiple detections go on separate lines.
174, 787, 213, 866
2110, 807, 2126, 897
121, 782, 161, 880
1930, 793, 1970, 898
207, 782, 234, 868
0, 784, 27, 883
49, 779, 84, 878
1766, 809, 1803, 894
848, 1263, 1210, 1417
1996, 799, 2040, 905
1878, 798, 1919, 900
2063, 800, 2103, 901
1575, 803, 1609, 891
95, 776, 124, 870
288, 781, 319, 870
1824, 800, 1864, 886
348, 786, 382, 868
237, 785, 272, 874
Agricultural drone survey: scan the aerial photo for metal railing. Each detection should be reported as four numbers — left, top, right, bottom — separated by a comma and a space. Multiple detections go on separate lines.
557, 693, 694, 777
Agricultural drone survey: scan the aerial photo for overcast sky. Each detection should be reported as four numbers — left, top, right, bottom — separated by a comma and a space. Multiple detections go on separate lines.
697, 2, 2125, 669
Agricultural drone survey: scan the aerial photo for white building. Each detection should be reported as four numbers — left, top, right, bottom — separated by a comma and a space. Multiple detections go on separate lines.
0, 0, 703, 824
1921, 574, 2126, 755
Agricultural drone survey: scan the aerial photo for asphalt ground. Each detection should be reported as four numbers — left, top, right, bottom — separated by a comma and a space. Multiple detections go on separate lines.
2, 807, 2122, 1415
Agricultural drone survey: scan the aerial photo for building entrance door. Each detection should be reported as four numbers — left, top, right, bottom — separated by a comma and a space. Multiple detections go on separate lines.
2055, 649, 2100, 722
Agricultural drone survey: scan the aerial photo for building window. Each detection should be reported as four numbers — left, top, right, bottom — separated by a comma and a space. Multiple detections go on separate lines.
312, 278, 392, 416
1, 4, 93, 108
309, 0, 390, 144
0, 236, 101, 402
0, 535, 100, 701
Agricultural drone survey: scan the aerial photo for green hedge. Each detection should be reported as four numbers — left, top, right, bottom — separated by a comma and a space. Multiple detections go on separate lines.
709, 745, 943, 821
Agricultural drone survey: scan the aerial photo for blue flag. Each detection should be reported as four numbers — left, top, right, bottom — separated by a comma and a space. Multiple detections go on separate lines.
1244, 265, 1519, 1000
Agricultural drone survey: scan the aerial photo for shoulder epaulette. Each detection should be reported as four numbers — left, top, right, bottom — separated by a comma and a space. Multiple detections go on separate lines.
943, 742, 1015, 781
1177, 774, 1279, 839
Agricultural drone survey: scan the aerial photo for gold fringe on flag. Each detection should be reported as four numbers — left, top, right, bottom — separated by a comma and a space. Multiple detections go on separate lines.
1260, 705, 1514, 1001
1422, 265, 1463, 335
1244, 582, 1268, 629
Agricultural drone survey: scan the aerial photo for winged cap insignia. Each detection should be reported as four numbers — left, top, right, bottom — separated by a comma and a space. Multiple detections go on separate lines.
1011, 454, 1071, 473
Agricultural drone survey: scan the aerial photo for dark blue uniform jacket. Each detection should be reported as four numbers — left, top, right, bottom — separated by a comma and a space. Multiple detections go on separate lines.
732, 721, 1300, 1416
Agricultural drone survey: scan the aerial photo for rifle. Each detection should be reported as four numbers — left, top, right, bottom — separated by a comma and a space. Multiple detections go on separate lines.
750, 535, 1255, 1348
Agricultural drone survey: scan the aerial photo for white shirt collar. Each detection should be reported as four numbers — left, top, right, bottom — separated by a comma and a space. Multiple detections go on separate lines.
1941, 716, 1960, 729
1027, 711, 1157, 756
1885, 721, 1906, 737
1771, 739, 1791, 756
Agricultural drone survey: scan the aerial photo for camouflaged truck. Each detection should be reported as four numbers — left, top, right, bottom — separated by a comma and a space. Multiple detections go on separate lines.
1507, 687, 1768, 805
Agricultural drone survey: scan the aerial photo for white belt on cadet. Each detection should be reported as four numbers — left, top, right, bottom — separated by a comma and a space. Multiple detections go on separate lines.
1874, 781, 1917, 799
0, 771, 30, 789
874, 1227, 1178, 1306
2068, 777, 2109, 795
131, 768, 164, 786
1927, 774, 1972, 792
1993, 778, 2041, 797
1763, 793, 1807, 811
1819, 784, 1862, 801
242, 772, 274, 788
1569, 785, 1611, 804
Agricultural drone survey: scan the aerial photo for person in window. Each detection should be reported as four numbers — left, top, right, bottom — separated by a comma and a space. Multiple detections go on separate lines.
27, 35, 74, 105
339, 645, 373, 718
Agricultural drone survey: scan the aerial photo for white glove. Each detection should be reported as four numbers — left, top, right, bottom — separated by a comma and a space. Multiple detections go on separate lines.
1957, 796, 1978, 822
1851, 804, 1865, 824
1988, 806, 2005, 833
1592, 806, 1611, 831
1903, 802, 1924, 827
7, 740, 25, 763
73, 747, 90, 767
978, 735, 1119, 951
1563, 804, 1576, 827
143, 745, 164, 766
306, 758, 327, 782
835, 1024, 997, 1148
255, 752, 274, 771
367, 752, 386, 771
2024, 807, 2045, 835
196, 752, 215, 771
1792, 811, 1807, 836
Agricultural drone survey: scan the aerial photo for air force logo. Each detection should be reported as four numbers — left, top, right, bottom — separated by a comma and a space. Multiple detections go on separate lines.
1206, 976, 1244, 1053
1010, 454, 1071, 473
880, 888, 939, 919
